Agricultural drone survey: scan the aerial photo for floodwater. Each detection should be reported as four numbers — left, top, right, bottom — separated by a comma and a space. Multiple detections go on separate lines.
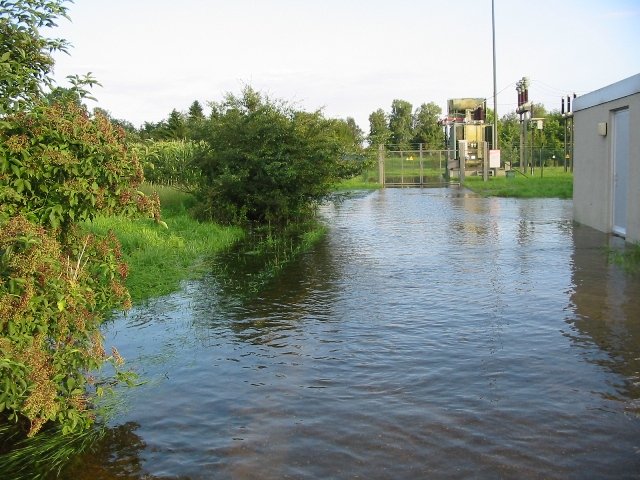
66, 188, 640, 479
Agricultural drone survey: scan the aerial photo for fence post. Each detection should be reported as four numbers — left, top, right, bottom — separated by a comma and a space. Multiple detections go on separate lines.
483, 142, 489, 182
378, 144, 385, 187
419, 143, 424, 186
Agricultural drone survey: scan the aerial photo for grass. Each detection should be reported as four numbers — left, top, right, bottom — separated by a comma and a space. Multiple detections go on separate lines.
463, 167, 573, 198
0, 422, 107, 480
83, 185, 244, 303
334, 175, 381, 190
609, 243, 640, 273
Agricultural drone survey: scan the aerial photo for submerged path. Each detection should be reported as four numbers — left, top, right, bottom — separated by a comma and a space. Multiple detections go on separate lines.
69, 187, 640, 479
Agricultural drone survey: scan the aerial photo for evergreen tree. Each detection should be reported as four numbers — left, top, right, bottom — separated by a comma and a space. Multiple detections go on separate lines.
188, 100, 205, 121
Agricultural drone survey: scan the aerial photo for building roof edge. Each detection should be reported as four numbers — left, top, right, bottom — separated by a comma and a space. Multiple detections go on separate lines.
573, 73, 640, 111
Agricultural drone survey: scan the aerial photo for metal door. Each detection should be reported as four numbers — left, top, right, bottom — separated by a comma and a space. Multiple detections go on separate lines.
612, 109, 629, 237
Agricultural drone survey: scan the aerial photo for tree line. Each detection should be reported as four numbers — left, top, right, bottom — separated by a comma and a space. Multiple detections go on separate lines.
132, 96, 567, 163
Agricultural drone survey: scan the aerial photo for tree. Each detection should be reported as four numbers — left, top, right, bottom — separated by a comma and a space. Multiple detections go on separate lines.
163, 109, 188, 140
412, 102, 442, 148
389, 99, 414, 148
345, 117, 364, 148
193, 87, 360, 225
498, 111, 520, 166
0, 0, 70, 114
368, 108, 390, 148
188, 100, 205, 121
187, 100, 206, 139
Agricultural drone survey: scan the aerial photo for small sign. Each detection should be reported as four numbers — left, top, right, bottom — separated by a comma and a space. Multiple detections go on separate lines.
489, 149, 501, 168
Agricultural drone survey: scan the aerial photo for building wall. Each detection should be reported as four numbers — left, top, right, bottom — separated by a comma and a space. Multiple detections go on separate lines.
573, 74, 640, 243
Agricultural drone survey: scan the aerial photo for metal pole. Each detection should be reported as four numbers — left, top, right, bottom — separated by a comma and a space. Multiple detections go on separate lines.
419, 143, 424, 186
520, 116, 525, 173
378, 144, 385, 187
563, 115, 567, 172
492, 0, 498, 149
483, 142, 489, 182
569, 116, 574, 172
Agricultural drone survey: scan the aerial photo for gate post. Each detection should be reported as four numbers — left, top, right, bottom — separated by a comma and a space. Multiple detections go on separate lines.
419, 143, 424, 186
378, 144, 385, 187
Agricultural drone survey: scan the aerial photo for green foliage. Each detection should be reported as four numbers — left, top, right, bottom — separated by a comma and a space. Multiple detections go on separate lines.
388, 99, 413, 148
193, 87, 364, 225
0, 216, 130, 437
135, 140, 205, 188
412, 102, 443, 148
368, 108, 391, 147
0, 0, 70, 114
0, 0, 158, 443
83, 185, 243, 303
0, 101, 161, 233
345, 117, 364, 147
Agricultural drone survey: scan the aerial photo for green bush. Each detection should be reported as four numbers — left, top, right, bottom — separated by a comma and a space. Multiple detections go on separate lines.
193, 87, 363, 225
0, 101, 161, 232
0, 216, 130, 437
0, 0, 156, 442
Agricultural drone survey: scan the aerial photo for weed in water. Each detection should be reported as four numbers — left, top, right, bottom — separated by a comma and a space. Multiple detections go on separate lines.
608, 243, 640, 273
0, 422, 106, 480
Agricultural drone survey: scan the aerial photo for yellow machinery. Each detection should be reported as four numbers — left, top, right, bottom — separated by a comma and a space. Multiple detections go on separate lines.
441, 98, 493, 179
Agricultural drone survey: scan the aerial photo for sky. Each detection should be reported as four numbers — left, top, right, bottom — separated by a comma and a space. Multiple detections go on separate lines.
48, 0, 640, 131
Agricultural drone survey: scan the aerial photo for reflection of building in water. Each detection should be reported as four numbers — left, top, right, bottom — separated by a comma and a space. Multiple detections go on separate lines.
447, 191, 500, 245
569, 224, 640, 402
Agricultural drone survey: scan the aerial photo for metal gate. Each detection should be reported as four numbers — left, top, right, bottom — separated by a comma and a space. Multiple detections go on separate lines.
377, 146, 448, 186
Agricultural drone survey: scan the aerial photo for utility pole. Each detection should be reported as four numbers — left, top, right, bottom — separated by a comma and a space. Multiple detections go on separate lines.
492, 0, 498, 150
516, 77, 531, 173
561, 93, 575, 172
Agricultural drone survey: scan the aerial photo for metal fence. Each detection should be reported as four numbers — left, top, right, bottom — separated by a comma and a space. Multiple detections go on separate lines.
377, 146, 448, 186
501, 145, 572, 171
356, 144, 572, 187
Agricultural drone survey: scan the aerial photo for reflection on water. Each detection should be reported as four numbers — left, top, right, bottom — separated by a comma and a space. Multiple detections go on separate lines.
568, 226, 640, 406
62, 188, 640, 480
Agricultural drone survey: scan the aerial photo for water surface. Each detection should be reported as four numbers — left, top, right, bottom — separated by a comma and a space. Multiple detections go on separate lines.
69, 188, 640, 479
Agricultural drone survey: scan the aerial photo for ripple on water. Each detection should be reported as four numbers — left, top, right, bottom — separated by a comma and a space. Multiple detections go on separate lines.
72, 188, 640, 480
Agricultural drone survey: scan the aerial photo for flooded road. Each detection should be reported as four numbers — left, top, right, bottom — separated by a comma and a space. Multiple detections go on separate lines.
68, 188, 640, 479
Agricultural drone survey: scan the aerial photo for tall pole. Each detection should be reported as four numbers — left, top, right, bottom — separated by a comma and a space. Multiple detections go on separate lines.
492, 0, 498, 149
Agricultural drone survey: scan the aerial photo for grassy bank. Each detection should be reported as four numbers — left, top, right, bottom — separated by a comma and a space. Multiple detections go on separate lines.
83, 185, 244, 303
463, 167, 573, 198
334, 174, 381, 190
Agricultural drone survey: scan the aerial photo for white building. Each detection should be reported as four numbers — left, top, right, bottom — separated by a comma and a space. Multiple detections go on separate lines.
573, 73, 640, 243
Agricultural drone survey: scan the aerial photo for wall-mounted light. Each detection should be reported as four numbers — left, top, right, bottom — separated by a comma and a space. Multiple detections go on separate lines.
597, 122, 607, 136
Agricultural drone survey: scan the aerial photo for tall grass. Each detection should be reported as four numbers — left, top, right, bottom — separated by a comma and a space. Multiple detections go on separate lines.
0, 422, 106, 480
83, 185, 243, 303
463, 167, 573, 198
